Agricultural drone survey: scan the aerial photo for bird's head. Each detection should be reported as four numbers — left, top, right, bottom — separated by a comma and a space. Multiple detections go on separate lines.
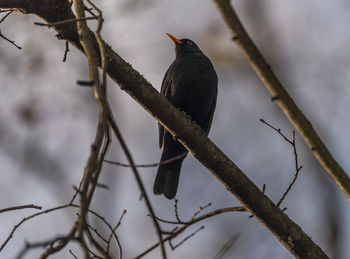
166, 33, 201, 55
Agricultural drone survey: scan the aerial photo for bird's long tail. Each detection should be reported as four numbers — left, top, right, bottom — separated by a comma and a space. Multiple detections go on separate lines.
153, 147, 187, 199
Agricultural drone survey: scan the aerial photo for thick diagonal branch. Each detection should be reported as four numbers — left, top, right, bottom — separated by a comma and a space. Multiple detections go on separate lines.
0, 0, 329, 258
213, 0, 350, 200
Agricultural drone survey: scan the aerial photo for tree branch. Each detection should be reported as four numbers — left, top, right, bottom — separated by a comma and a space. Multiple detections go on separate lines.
72, 1, 167, 257
0, 204, 42, 214
213, 0, 350, 200
137, 206, 245, 258
260, 119, 303, 207
71, 1, 109, 254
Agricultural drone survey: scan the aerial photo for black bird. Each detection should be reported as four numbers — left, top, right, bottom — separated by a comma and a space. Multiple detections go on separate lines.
153, 33, 218, 199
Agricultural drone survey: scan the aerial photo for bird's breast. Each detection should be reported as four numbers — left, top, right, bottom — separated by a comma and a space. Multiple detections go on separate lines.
167, 55, 217, 125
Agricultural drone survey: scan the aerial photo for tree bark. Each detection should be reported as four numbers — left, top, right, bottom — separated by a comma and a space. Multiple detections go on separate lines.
213, 0, 350, 200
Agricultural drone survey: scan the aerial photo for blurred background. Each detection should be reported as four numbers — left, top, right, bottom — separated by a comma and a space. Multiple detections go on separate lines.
1, 0, 350, 258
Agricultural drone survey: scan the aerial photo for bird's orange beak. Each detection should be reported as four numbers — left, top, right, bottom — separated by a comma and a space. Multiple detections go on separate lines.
166, 33, 182, 45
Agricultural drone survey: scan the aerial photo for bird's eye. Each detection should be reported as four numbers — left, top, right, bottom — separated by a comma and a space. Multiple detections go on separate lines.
187, 41, 192, 45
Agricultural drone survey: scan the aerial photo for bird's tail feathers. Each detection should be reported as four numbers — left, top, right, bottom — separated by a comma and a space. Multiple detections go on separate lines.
153, 155, 185, 199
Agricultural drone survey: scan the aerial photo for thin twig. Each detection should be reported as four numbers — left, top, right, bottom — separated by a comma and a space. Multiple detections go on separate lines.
173, 199, 182, 223
69, 249, 78, 259
0, 204, 42, 214
107, 113, 167, 258
191, 202, 212, 220
260, 119, 292, 144
0, 29, 22, 49
76, 79, 94, 86
169, 226, 204, 250
38, 226, 77, 259
84, 6, 98, 18
85, 243, 103, 259
0, 200, 122, 256
70, 203, 121, 252
34, 16, 97, 27
136, 206, 245, 258
86, 223, 108, 243
0, 204, 70, 252
96, 182, 110, 189
63, 41, 69, 62
85, 226, 111, 259
213, 233, 241, 259
106, 210, 127, 258
104, 153, 187, 168
86, 0, 103, 33
260, 119, 303, 207
15, 235, 77, 259
277, 132, 303, 207
0, 9, 12, 23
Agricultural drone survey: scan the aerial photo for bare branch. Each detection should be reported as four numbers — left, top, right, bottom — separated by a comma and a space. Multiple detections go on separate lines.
169, 226, 204, 250
73, 204, 124, 258
191, 202, 212, 220
0, 9, 12, 23
104, 152, 187, 168
139, 206, 245, 258
260, 119, 293, 145
86, 223, 109, 244
260, 119, 303, 207
213, 0, 350, 200
213, 233, 241, 259
276, 131, 303, 207
15, 234, 77, 259
69, 249, 78, 259
0, 204, 70, 252
70, 3, 111, 258
76, 79, 94, 86
0, 29, 22, 49
106, 210, 127, 258
173, 199, 182, 223
34, 16, 97, 27
85, 226, 111, 259
63, 41, 69, 62
0, 204, 42, 214
107, 113, 167, 258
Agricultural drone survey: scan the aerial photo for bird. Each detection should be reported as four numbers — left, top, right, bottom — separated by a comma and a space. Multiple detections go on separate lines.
153, 33, 218, 199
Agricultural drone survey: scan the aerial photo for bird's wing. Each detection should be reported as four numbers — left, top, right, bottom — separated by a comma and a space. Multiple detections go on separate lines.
202, 92, 217, 135
158, 68, 172, 148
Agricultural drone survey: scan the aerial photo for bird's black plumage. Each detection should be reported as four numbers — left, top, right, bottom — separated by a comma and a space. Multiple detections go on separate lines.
153, 33, 218, 199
